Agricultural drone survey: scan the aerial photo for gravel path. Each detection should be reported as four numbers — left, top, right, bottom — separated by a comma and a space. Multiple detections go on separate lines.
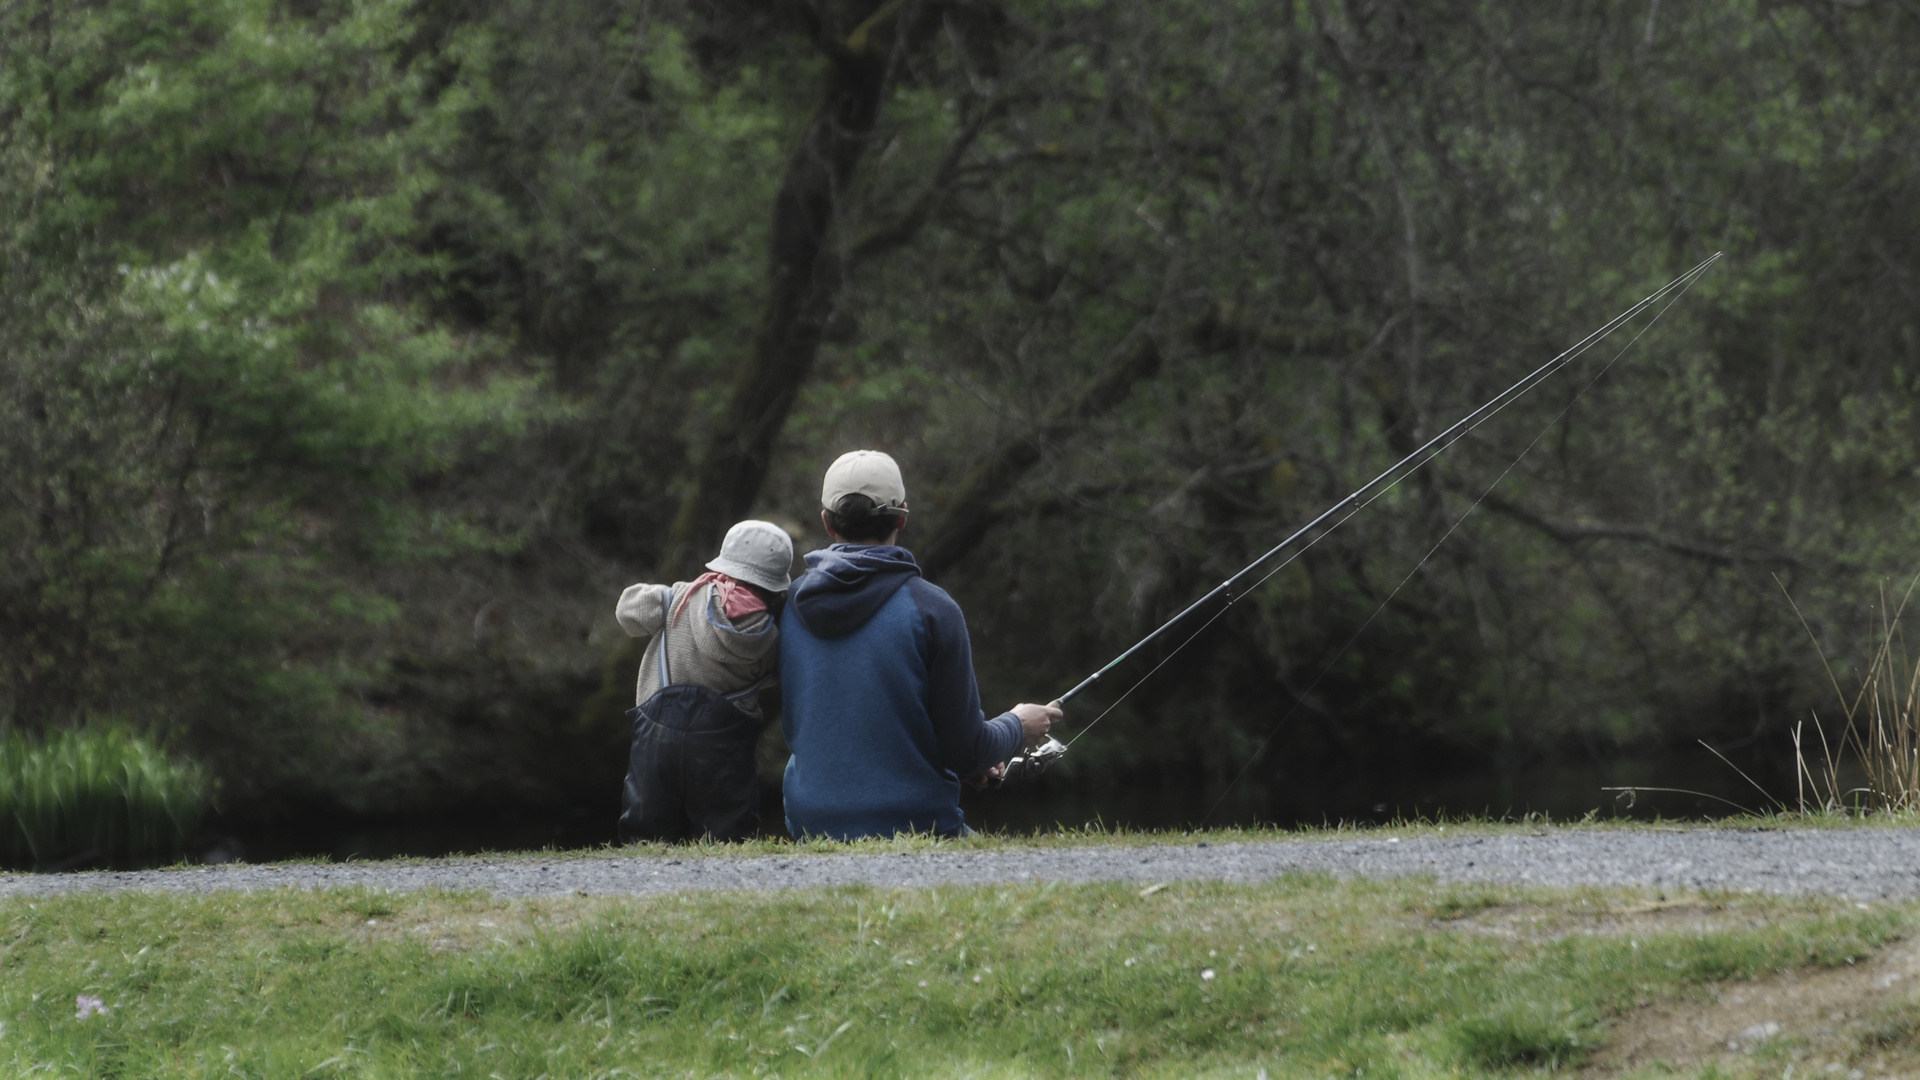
3, 828, 1919, 901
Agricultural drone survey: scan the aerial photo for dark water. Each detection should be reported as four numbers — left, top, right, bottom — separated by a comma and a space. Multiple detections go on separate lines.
221, 745, 1807, 864
965, 749, 1802, 834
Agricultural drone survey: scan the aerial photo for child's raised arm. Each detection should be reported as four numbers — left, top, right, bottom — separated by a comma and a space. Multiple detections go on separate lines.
614, 582, 674, 637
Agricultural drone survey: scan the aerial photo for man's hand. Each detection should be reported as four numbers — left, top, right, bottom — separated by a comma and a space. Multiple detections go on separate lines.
1011, 700, 1063, 748
964, 761, 1010, 790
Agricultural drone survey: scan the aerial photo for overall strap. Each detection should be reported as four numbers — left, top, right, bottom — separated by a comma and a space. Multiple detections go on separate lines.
658, 583, 764, 704
655, 588, 672, 686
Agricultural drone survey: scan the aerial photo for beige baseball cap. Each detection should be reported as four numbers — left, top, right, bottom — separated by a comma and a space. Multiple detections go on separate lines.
821, 450, 909, 517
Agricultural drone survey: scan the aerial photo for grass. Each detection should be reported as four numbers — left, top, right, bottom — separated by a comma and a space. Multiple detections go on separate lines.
0, 727, 208, 871
416, 809, 1920, 867
225, 810, 1920, 874
0, 877, 1900, 1078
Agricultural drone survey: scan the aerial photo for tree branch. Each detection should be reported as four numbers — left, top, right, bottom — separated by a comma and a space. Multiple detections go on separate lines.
917, 329, 1161, 578
848, 96, 1005, 263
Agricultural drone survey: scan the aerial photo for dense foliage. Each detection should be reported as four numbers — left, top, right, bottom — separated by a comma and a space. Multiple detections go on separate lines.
2, 0, 1917, 818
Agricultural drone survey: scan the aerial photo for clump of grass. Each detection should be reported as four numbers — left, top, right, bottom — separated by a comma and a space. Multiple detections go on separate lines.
0, 726, 208, 871
1431, 889, 1505, 921
1448, 1010, 1587, 1071
1784, 575, 1920, 814
1862, 1000, 1920, 1049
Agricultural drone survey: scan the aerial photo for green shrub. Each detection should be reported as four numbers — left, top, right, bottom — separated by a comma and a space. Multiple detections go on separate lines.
0, 727, 208, 870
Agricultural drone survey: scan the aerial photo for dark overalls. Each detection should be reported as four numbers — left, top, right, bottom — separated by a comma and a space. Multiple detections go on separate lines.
617, 590, 767, 843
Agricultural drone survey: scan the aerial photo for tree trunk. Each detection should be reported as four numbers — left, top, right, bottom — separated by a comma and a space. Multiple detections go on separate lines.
658, 0, 912, 576
580, 2, 914, 736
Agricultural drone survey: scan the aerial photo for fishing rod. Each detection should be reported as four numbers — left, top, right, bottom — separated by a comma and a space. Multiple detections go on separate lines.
990, 251, 1728, 780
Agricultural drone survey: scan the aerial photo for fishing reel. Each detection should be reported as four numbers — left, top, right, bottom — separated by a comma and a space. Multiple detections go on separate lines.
990, 735, 1068, 786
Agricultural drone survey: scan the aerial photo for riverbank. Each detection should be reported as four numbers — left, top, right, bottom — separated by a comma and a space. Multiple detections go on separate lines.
196, 743, 1819, 866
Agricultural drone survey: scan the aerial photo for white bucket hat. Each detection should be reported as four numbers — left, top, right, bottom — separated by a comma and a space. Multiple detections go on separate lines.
706, 520, 795, 593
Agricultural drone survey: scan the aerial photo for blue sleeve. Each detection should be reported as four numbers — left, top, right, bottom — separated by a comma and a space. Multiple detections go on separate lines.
905, 578, 1022, 776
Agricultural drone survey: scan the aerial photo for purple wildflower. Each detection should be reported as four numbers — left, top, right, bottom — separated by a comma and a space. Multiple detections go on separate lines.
74, 995, 107, 1020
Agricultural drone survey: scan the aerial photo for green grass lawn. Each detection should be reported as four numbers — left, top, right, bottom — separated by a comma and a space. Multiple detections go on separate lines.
0, 874, 1903, 1078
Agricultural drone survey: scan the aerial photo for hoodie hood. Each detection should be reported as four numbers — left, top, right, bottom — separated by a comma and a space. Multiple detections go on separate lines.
788, 544, 922, 640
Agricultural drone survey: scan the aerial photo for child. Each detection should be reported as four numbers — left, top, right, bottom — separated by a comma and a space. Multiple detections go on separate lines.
613, 520, 793, 842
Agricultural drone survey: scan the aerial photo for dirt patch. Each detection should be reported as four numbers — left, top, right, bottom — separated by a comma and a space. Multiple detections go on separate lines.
1437, 898, 1762, 943
1583, 931, 1920, 1078
1428, 897, 1920, 1076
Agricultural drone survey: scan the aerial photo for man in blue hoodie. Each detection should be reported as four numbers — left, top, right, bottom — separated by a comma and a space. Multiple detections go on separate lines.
779, 450, 1062, 839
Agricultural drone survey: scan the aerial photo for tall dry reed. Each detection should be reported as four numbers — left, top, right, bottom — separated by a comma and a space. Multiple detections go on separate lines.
1788, 576, 1920, 814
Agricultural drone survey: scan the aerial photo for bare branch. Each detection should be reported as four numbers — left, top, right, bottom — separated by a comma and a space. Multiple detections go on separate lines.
1474, 490, 1804, 570
918, 329, 1163, 578
848, 97, 1005, 262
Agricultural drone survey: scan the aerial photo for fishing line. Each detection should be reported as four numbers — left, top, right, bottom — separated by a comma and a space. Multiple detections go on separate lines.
1053, 254, 1723, 713
1197, 260, 1714, 823
1065, 486, 1383, 747
1063, 607, 1231, 748
1056, 254, 1721, 750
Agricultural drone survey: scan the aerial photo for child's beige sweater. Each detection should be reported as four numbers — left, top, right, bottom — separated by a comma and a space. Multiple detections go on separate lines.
615, 580, 778, 719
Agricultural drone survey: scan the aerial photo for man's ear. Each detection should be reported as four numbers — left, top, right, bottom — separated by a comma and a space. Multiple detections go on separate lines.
819, 509, 837, 539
